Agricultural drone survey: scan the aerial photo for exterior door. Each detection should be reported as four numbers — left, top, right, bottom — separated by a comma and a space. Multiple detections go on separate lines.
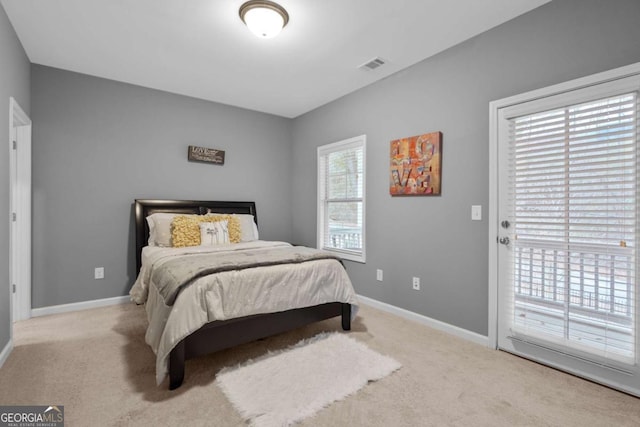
494, 71, 640, 396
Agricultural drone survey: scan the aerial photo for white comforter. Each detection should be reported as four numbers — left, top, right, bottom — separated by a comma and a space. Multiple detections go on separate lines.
130, 241, 358, 385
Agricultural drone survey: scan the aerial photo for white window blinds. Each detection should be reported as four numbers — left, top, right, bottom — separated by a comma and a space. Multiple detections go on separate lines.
508, 92, 638, 365
317, 135, 366, 263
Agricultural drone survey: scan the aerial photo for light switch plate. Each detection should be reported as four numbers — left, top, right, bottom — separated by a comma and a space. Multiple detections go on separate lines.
471, 205, 482, 221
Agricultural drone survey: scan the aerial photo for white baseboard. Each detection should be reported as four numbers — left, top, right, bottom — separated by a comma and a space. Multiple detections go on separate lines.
31, 295, 131, 318
357, 294, 489, 347
26, 293, 488, 348
0, 338, 13, 370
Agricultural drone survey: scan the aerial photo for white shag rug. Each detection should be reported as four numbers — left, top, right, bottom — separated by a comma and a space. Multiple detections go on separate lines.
215, 332, 402, 427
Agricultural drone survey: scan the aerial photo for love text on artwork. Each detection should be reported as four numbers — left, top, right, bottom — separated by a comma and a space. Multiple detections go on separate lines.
188, 145, 225, 165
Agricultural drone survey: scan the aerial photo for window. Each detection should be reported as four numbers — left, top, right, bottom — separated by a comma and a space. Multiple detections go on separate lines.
317, 135, 366, 263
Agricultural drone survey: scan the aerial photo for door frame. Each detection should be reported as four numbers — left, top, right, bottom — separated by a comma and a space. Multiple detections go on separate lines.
487, 61, 640, 350
9, 97, 32, 324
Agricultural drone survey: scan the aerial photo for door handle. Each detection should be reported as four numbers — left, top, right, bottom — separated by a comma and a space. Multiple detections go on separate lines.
499, 236, 510, 245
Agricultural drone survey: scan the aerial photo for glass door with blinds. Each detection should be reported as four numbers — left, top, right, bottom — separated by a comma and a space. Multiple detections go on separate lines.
496, 73, 640, 396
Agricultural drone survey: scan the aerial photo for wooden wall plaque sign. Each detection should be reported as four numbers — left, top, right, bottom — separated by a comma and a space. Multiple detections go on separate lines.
188, 145, 225, 165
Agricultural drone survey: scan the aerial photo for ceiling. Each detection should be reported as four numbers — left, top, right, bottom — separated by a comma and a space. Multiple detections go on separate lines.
2, 0, 550, 118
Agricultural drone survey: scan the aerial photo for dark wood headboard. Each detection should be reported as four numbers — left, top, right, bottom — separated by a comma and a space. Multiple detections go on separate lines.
134, 199, 257, 273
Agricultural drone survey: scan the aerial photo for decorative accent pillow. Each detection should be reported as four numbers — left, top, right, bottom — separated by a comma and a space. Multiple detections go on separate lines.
207, 212, 259, 242
199, 221, 230, 246
171, 214, 241, 247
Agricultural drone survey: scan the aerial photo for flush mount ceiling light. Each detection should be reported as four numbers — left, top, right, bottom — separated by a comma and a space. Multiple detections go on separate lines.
239, 0, 289, 39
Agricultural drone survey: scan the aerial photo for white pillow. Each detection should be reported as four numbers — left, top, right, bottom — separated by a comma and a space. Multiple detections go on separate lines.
250, 221, 259, 241
237, 215, 259, 241
145, 213, 177, 247
200, 220, 230, 246
206, 212, 259, 242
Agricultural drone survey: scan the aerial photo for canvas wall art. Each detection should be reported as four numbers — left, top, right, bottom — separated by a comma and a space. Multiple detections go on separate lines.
390, 131, 442, 196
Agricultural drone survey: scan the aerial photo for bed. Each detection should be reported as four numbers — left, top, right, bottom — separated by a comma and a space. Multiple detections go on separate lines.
130, 199, 358, 389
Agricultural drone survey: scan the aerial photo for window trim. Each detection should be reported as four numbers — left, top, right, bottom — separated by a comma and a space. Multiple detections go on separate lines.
317, 134, 366, 263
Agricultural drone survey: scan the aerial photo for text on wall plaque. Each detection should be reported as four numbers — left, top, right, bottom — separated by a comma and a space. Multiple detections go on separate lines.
188, 145, 225, 165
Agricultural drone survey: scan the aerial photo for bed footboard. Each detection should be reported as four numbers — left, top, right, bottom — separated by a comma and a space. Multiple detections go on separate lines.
169, 341, 186, 390
341, 303, 351, 330
167, 302, 350, 389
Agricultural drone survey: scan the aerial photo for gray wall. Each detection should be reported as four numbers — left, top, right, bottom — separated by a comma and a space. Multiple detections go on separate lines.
0, 6, 30, 351
291, 0, 640, 335
21, 0, 640, 337
30, 65, 292, 307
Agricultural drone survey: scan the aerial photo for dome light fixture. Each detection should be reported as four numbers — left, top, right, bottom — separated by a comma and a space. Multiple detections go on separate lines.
239, 0, 289, 39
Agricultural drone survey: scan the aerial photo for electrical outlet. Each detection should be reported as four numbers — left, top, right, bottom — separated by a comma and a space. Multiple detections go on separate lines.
412, 276, 420, 290
376, 269, 383, 281
94, 267, 104, 280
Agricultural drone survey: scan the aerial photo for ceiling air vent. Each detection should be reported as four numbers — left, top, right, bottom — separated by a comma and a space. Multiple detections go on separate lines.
359, 57, 386, 71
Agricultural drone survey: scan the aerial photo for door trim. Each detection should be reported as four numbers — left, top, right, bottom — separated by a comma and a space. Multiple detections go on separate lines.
9, 97, 32, 324
488, 61, 640, 350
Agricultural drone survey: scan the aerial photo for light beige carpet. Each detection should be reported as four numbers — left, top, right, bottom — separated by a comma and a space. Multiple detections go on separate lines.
0, 302, 639, 426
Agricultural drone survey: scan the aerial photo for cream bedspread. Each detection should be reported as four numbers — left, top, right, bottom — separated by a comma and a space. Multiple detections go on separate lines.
130, 241, 359, 385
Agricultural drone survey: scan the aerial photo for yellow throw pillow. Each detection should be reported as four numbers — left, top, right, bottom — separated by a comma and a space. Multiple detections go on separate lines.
171, 215, 241, 247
